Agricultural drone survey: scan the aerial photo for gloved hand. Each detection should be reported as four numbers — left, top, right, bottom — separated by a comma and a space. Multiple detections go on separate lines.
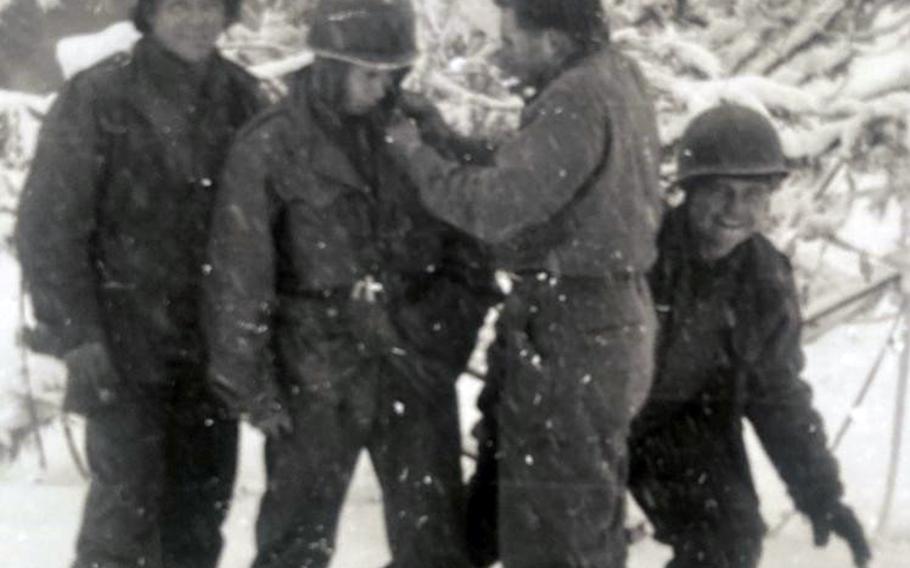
809, 502, 872, 567
398, 90, 446, 126
62, 341, 121, 414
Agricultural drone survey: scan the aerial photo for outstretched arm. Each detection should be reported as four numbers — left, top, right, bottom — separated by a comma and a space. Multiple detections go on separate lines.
745, 269, 870, 566
387, 88, 608, 244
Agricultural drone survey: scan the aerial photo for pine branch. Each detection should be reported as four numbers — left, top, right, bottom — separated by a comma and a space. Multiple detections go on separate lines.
742, 0, 853, 76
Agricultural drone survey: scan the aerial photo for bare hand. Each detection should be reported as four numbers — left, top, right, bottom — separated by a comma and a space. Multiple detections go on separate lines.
64, 341, 120, 405
385, 114, 423, 156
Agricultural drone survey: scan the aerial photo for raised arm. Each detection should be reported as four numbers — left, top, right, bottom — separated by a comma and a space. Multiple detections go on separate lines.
388, 88, 608, 244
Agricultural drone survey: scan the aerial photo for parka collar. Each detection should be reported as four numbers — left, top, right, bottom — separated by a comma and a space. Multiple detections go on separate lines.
286, 69, 371, 193
126, 37, 231, 133
524, 47, 605, 104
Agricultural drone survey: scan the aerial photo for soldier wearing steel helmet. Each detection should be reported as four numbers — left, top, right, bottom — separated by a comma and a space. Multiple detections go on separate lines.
628, 104, 872, 568
205, 0, 496, 566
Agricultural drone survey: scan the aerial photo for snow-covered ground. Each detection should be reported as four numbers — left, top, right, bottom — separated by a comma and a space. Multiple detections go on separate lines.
1, 293, 910, 567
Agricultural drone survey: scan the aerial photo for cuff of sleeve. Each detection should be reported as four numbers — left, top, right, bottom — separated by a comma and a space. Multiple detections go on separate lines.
50, 322, 107, 356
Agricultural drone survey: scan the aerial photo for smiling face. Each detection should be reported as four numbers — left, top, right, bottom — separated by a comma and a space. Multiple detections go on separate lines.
151, 0, 226, 64
685, 176, 778, 261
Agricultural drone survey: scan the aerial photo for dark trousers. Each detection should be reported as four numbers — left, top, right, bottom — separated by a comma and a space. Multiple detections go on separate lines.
253, 355, 471, 568
628, 408, 765, 568
470, 274, 656, 568
72, 376, 238, 568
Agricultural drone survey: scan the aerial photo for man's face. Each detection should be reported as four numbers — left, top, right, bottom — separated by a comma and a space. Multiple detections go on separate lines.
686, 176, 777, 261
342, 66, 397, 115
151, 0, 226, 64
494, 7, 552, 88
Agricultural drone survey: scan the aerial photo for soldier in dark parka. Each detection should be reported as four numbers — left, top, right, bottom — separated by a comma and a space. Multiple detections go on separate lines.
628, 104, 872, 568
205, 1, 497, 567
14, 1, 262, 567
385, 1, 663, 566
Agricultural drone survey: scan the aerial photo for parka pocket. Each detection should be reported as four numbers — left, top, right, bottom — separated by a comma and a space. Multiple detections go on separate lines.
278, 181, 374, 290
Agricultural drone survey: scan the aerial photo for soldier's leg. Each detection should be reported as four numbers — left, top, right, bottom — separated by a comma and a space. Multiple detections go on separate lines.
72, 399, 167, 568
252, 389, 363, 568
369, 361, 471, 568
159, 378, 239, 568
628, 418, 765, 568
497, 277, 654, 568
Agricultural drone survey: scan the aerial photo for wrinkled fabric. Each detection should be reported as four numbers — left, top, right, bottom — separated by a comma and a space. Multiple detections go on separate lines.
16, 37, 263, 384
471, 275, 656, 568
419, 46, 662, 568
15, 37, 262, 568
206, 70, 497, 417
254, 358, 468, 568
629, 207, 845, 567
72, 378, 238, 568
401, 47, 664, 278
207, 70, 495, 568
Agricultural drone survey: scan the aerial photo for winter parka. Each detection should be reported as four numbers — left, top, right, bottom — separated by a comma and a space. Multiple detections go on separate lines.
16, 37, 263, 387
631, 207, 844, 536
206, 70, 497, 421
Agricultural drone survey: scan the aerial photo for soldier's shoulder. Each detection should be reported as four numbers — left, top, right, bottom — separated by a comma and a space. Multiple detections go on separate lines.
218, 55, 263, 94
66, 50, 133, 93
233, 102, 304, 153
747, 234, 797, 301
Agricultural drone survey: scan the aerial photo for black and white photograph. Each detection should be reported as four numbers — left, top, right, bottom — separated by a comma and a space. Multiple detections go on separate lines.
0, 1, 908, 567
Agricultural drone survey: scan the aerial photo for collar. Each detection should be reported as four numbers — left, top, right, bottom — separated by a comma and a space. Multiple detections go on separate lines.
126, 37, 229, 132
285, 70, 371, 193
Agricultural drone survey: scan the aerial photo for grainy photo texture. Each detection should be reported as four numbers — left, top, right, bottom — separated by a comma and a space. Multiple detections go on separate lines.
1, 1, 909, 567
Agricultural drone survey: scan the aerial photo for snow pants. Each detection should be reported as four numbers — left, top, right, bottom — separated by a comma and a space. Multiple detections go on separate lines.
72, 373, 238, 568
470, 273, 656, 568
252, 350, 472, 568
628, 407, 765, 568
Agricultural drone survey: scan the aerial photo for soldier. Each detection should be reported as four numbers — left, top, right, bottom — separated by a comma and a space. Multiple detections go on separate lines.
205, 1, 496, 566
385, 1, 663, 566
628, 104, 872, 568
14, 1, 262, 567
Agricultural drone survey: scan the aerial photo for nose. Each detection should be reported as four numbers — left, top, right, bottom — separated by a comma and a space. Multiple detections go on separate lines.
372, 76, 392, 100
723, 188, 753, 220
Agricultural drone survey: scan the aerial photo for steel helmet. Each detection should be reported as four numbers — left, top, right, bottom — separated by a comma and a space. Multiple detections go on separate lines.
307, 0, 418, 69
676, 104, 789, 186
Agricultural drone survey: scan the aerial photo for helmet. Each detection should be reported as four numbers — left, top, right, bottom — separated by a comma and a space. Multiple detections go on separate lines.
676, 104, 789, 186
308, 0, 418, 69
